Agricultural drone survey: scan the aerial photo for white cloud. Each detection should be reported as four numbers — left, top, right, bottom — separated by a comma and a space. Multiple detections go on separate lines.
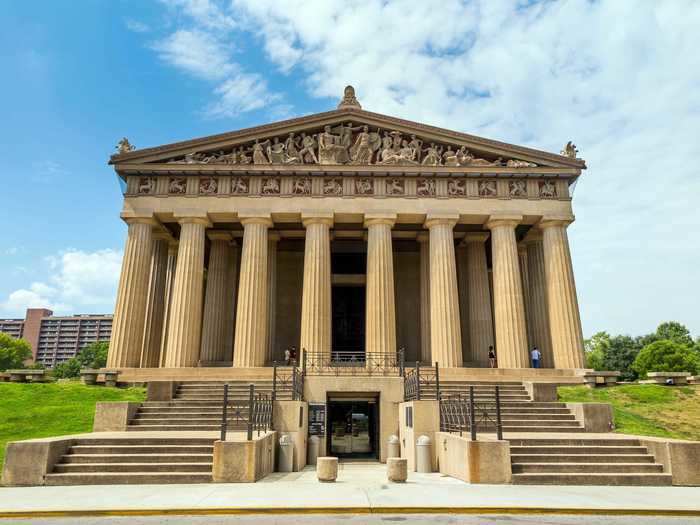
0, 249, 123, 317
152, 29, 234, 81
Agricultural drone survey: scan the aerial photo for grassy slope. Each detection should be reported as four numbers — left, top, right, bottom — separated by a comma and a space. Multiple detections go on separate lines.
0, 382, 145, 469
558, 384, 700, 440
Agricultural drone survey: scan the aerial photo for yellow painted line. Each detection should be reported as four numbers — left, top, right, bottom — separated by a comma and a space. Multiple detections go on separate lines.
1, 507, 700, 519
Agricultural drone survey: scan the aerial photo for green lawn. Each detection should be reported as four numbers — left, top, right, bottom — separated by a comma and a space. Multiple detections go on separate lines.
0, 382, 145, 469
558, 384, 700, 440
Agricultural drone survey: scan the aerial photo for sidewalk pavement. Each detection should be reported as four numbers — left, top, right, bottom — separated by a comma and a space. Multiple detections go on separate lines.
1, 463, 699, 518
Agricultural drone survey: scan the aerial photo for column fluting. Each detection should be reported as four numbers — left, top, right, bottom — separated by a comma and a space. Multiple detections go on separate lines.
365, 215, 397, 361
425, 216, 462, 368
232, 217, 272, 367
140, 235, 169, 368
463, 233, 495, 367
300, 215, 333, 358
417, 233, 431, 364
200, 232, 233, 364
107, 218, 155, 368
222, 241, 238, 363
525, 231, 553, 368
159, 241, 178, 367
541, 218, 586, 369
518, 243, 534, 351
266, 233, 279, 364
163, 217, 208, 368
485, 216, 529, 368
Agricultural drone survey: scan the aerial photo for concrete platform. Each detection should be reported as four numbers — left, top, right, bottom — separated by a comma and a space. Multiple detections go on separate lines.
1, 463, 699, 518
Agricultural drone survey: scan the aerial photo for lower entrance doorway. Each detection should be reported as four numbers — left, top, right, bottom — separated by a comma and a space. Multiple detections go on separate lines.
327, 396, 378, 459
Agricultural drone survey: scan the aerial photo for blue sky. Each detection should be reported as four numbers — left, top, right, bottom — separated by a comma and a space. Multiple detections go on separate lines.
1, 0, 699, 339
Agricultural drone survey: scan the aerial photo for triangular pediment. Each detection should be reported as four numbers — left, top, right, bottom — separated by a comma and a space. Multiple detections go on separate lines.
110, 107, 585, 171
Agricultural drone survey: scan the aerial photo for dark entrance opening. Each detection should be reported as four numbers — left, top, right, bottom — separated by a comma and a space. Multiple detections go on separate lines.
331, 285, 365, 355
327, 398, 379, 459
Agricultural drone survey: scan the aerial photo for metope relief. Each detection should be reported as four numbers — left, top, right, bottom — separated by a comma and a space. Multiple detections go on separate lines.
292, 178, 312, 195
417, 179, 436, 197
162, 124, 540, 168
168, 177, 187, 194
261, 178, 281, 195
509, 180, 527, 198
323, 178, 343, 196
231, 177, 249, 195
539, 180, 557, 198
386, 178, 405, 196
478, 180, 497, 197
138, 177, 155, 194
355, 178, 374, 195
199, 177, 218, 195
447, 179, 466, 196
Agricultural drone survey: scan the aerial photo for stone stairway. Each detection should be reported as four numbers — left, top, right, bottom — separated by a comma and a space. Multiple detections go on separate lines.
426, 378, 584, 433
128, 380, 291, 432
45, 437, 215, 485
509, 437, 672, 485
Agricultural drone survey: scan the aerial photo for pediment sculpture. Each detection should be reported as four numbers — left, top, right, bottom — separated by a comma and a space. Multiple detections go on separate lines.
162, 124, 539, 168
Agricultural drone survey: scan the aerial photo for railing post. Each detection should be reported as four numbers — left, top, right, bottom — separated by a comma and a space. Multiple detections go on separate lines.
495, 385, 503, 441
292, 368, 297, 401
247, 383, 254, 441
434, 361, 440, 401
398, 347, 405, 377
469, 386, 476, 441
272, 362, 278, 401
415, 362, 421, 401
302, 348, 307, 376
220, 383, 229, 442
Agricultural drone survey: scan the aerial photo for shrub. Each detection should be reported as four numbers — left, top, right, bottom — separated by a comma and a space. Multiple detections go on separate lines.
0, 333, 32, 371
632, 340, 700, 378
52, 341, 109, 379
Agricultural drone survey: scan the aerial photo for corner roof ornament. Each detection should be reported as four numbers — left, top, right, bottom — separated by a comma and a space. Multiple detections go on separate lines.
560, 141, 579, 159
116, 137, 135, 154
337, 85, 361, 109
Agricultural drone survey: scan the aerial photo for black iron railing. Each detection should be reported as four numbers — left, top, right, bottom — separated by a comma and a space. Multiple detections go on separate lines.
439, 386, 503, 440
272, 361, 304, 401
403, 362, 440, 401
220, 383, 274, 441
304, 348, 404, 376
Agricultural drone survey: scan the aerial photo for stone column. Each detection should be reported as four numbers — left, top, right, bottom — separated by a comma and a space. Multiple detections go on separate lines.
425, 215, 462, 368
233, 216, 272, 368
485, 215, 529, 368
200, 231, 233, 364
140, 234, 169, 368
365, 214, 397, 360
518, 243, 533, 350
417, 233, 431, 364
524, 230, 553, 368
222, 241, 238, 363
463, 233, 495, 367
159, 241, 178, 367
107, 217, 155, 368
540, 217, 585, 369
300, 214, 333, 357
266, 233, 279, 364
456, 244, 471, 364
163, 216, 209, 368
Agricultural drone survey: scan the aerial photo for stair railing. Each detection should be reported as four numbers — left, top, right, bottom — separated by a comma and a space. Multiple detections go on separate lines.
219, 383, 274, 442
439, 385, 503, 440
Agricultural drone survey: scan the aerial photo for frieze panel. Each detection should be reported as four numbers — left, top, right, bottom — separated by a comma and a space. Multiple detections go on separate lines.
539, 180, 557, 198
231, 177, 250, 195
447, 179, 466, 196
478, 180, 497, 197
323, 178, 343, 196
160, 124, 540, 169
508, 180, 527, 198
261, 177, 281, 195
168, 177, 187, 195
138, 177, 155, 195
199, 177, 218, 195
386, 178, 405, 196
292, 177, 312, 195
416, 178, 436, 197
355, 178, 374, 195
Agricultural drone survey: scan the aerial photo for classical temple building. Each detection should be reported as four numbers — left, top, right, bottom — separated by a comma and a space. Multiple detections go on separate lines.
107, 86, 586, 377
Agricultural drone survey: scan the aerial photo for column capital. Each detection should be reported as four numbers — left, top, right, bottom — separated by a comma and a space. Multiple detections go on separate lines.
239, 214, 273, 227
364, 213, 396, 228
462, 232, 490, 244
484, 214, 523, 230
416, 232, 429, 243
424, 213, 459, 229
523, 228, 543, 243
175, 212, 211, 227
538, 215, 575, 229
120, 212, 158, 227
207, 230, 233, 242
302, 212, 334, 227
153, 230, 175, 242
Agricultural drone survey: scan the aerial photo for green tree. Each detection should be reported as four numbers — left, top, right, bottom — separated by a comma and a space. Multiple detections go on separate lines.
0, 333, 33, 371
637, 321, 694, 348
51, 341, 109, 379
632, 340, 700, 378
584, 332, 608, 370
602, 335, 642, 381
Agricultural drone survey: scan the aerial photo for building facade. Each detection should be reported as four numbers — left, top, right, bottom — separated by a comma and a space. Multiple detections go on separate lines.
106, 86, 586, 375
0, 308, 112, 367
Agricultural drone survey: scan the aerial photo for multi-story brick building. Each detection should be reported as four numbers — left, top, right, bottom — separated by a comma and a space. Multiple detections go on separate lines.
0, 308, 112, 367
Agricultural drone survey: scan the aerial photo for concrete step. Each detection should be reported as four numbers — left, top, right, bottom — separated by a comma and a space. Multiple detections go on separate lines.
61, 454, 213, 464
508, 438, 641, 446
512, 463, 664, 474
130, 418, 234, 425
511, 473, 673, 486
510, 454, 656, 464
127, 425, 223, 432
71, 438, 215, 446
53, 462, 213, 473
510, 446, 648, 455
45, 472, 213, 485
70, 445, 214, 454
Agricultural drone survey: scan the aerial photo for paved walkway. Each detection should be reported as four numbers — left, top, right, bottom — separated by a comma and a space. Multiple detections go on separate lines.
1, 464, 699, 518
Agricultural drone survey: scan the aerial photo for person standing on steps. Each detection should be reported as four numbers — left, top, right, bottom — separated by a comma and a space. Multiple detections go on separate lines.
531, 346, 542, 369
488, 346, 497, 368
284, 347, 291, 366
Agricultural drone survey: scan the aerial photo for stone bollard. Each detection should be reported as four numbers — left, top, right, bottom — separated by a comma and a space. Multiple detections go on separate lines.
416, 435, 432, 473
317, 456, 338, 482
387, 434, 400, 459
278, 434, 294, 473
307, 435, 321, 465
387, 457, 408, 482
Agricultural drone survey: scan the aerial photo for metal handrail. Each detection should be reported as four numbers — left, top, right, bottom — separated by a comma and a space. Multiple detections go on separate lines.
304, 349, 403, 376
272, 360, 304, 401
403, 361, 440, 401
439, 386, 503, 440
219, 383, 274, 441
